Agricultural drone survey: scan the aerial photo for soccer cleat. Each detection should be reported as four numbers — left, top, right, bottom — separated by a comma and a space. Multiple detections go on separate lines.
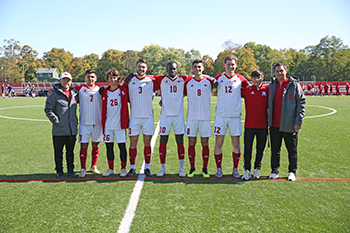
156, 168, 166, 177
79, 169, 87, 178
120, 169, 127, 177
144, 169, 153, 177
232, 168, 241, 178
215, 168, 223, 178
90, 166, 100, 174
102, 169, 115, 177
57, 173, 64, 179
202, 168, 210, 178
126, 169, 136, 177
187, 168, 195, 178
178, 168, 186, 177
66, 171, 77, 178
269, 173, 279, 179
241, 170, 251, 181
288, 172, 296, 181
253, 169, 260, 178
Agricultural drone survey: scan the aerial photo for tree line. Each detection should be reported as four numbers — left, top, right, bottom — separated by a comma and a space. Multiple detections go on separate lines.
0, 35, 349, 82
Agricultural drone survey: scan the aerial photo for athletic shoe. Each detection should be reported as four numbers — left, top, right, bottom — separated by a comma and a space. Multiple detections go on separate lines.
66, 171, 77, 178
253, 169, 260, 178
79, 169, 87, 178
120, 169, 127, 177
57, 173, 64, 179
187, 168, 195, 178
202, 168, 210, 178
269, 173, 279, 179
178, 168, 186, 177
241, 170, 251, 181
90, 166, 100, 174
288, 172, 296, 181
102, 169, 115, 177
232, 168, 240, 178
156, 168, 166, 177
215, 168, 223, 178
126, 169, 136, 177
144, 169, 153, 177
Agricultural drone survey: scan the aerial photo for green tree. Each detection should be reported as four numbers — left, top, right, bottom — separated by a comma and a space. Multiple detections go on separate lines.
96, 49, 125, 80
138, 44, 167, 75
123, 50, 139, 76
244, 42, 272, 79
43, 48, 73, 74
68, 57, 85, 81
0, 39, 23, 82
18, 45, 40, 81
202, 55, 215, 77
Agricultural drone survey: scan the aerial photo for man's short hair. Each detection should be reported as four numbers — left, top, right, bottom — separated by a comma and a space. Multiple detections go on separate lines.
224, 55, 238, 64
273, 62, 287, 71
251, 70, 264, 78
85, 69, 97, 76
167, 61, 178, 68
105, 69, 120, 81
192, 59, 203, 67
136, 58, 147, 66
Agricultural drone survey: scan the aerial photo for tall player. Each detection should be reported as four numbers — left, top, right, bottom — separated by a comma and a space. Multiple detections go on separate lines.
122, 58, 160, 177
154, 61, 188, 177
74, 70, 103, 177
213, 55, 249, 178
184, 59, 214, 178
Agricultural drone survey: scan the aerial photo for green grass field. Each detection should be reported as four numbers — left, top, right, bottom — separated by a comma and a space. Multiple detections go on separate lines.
0, 96, 349, 232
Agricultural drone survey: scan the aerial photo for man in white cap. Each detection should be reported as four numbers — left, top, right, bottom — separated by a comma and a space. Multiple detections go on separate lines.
45, 72, 79, 179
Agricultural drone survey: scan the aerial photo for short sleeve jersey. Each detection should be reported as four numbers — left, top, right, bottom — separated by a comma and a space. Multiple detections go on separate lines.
105, 88, 122, 130
184, 76, 213, 121
215, 73, 249, 118
155, 75, 187, 116
77, 85, 102, 125
122, 75, 159, 118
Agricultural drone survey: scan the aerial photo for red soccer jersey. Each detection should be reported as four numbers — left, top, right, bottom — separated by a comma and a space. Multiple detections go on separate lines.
272, 78, 289, 128
241, 85, 268, 129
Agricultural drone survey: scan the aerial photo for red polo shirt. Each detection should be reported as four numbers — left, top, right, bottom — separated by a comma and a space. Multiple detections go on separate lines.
272, 78, 289, 128
241, 85, 269, 129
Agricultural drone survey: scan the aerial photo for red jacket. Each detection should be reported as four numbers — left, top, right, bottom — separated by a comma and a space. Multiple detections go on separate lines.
101, 84, 129, 133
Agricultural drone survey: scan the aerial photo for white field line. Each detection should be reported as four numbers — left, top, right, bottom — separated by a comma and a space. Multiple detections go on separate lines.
117, 121, 160, 233
304, 105, 337, 118
0, 105, 49, 122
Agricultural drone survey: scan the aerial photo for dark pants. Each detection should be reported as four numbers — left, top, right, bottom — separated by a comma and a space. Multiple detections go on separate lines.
53, 135, 76, 174
270, 127, 298, 174
243, 128, 268, 171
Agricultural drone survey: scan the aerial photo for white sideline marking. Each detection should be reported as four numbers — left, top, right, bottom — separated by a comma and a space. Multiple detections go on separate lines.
117, 121, 160, 233
0, 105, 49, 122
304, 105, 337, 118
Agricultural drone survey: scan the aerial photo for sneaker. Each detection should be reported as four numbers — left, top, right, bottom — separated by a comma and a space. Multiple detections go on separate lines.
57, 173, 64, 179
120, 169, 127, 177
156, 168, 166, 177
269, 173, 279, 179
215, 168, 223, 178
126, 169, 136, 177
79, 169, 87, 178
67, 171, 77, 178
202, 168, 210, 178
241, 170, 251, 181
253, 169, 260, 178
187, 168, 195, 178
90, 166, 100, 174
102, 169, 115, 177
144, 169, 153, 177
288, 172, 296, 181
232, 168, 240, 178
178, 168, 186, 177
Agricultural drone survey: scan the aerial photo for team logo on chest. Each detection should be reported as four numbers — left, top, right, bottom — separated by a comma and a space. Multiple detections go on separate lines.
262, 91, 267, 96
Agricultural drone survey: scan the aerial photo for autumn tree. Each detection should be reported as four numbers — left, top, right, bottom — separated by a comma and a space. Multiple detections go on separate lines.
202, 55, 215, 77
43, 48, 73, 74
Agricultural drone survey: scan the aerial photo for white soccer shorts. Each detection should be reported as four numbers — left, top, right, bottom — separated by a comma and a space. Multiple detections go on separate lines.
213, 116, 242, 136
103, 129, 127, 143
185, 120, 211, 138
159, 114, 185, 135
128, 117, 155, 136
79, 124, 103, 143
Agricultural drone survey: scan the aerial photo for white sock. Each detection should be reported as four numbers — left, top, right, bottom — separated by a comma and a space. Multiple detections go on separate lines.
161, 164, 166, 170
130, 165, 136, 169
179, 159, 184, 169
144, 164, 150, 169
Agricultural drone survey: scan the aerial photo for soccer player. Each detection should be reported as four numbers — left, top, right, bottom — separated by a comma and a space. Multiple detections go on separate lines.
241, 70, 268, 180
336, 83, 340, 96
346, 83, 349, 96
330, 83, 333, 96
122, 58, 160, 177
318, 82, 323, 96
268, 62, 305, 181
7, 84, 14, 97
184, 59, 215, 178
1, 84, 5, 98
213, 55, 249, 178
44, 72, 79, 179
74, 70, 103, 177
154, 61, 188, 177
324, 83, 329, 96
100, 69, 129, 177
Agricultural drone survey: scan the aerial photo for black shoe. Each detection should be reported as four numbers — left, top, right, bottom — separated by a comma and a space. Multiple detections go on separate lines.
126, 169, 136, 177
57, 173, 64, 179
144, 169, 153, 177
67, 171, 77, 178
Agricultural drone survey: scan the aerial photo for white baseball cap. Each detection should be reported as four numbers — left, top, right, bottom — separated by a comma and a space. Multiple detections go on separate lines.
60, 72, 72, 80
